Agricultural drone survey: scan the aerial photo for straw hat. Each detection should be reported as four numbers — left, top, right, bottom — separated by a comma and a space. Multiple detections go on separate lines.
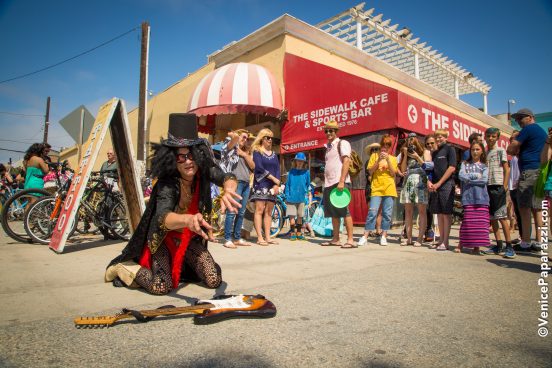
323, 120, 340, 130
364, 142, 381, 155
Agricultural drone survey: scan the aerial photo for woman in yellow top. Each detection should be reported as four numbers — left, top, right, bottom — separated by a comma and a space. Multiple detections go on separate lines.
357, 135, 398, 246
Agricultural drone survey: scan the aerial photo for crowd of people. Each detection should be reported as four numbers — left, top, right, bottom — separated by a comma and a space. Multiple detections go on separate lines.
3, 109, 548, 297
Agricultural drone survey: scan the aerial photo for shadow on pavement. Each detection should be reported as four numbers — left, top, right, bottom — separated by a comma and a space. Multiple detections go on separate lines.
486, 259, 542, 273
61, 238, 120, 253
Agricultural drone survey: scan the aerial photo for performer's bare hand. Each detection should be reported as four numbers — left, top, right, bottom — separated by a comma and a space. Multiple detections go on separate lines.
184, 213, 212, 240
221, 189, 242, 213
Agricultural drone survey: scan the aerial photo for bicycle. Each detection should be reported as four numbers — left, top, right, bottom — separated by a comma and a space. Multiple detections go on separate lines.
24, 166, 129, 244
1, 182, 52, 243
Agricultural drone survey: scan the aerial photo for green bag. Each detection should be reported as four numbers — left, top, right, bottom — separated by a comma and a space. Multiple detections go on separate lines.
534, 161, 551, 199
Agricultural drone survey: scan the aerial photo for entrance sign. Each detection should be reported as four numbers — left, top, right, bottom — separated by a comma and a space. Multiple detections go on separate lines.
49, 98, 145, 253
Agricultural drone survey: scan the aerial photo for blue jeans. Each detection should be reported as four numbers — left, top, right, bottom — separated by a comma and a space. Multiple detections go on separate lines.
364, 196, 394, 231
224, 181, 250, 241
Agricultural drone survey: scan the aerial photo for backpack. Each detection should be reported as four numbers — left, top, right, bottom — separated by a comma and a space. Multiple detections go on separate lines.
338, 139, 362, 177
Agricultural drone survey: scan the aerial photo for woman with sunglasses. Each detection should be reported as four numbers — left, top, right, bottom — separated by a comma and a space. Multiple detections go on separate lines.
398, 134, 432, 246
423, 135, 437, 242
250, 128, 281, 246
105, 114, 241, 295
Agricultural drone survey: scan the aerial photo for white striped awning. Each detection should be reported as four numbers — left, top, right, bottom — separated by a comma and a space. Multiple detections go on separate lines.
188, 62, 283, 117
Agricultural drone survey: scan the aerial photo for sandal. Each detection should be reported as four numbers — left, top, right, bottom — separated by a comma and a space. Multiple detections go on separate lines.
256, 240, 269, 246
267, 239, 279, 245
453, 247, 462, 253
412, 241, 422, 247
436, 244, 448, 251
223, 240, 237, 249
341, 242, 358, 249
321, 241, 341, 246
234, 239, 251, 246
428, 243, 438, 249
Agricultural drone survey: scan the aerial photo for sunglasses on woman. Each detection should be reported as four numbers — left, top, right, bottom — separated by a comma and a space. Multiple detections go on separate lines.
176, 152, 194, 163
264, 136, 273, 141
324, 129, 336, 134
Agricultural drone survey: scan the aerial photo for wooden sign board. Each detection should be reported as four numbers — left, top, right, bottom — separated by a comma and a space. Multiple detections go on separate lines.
49, 98, 145, 253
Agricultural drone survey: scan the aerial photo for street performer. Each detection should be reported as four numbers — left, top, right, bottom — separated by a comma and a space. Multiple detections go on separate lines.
105, 113, 241, 295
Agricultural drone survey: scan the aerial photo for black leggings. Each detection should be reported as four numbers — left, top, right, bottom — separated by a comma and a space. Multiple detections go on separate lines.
135, 240, 222, 295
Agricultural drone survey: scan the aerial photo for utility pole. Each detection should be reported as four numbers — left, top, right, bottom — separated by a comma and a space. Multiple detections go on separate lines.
137, 21, 150, 161
43, 96, 51, 143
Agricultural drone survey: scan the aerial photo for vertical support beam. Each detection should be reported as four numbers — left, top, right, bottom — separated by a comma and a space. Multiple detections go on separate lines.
414, 53, 420, 79
43, 96, 51, 143
356, 19, 363, 49
454, 79, 459, 99
137, 21, 150, 161
483, 93, 488, 114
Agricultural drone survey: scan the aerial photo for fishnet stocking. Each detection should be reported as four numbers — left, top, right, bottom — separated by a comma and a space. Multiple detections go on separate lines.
185, 240, 222, 289
135, 245, 172, 295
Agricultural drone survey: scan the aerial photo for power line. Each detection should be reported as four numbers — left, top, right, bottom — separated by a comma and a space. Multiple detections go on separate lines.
0, 26, 140, 84
0, 111, 45, 117
0, 148, 26, 153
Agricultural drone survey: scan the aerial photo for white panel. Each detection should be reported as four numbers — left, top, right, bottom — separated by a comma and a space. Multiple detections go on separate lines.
232, 63, 249, 104
207, 64, 231, 106
256, 65, 273, 107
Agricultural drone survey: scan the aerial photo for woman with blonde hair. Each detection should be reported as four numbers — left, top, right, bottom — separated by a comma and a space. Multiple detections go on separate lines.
398, 133, 432, 246
250, 128, 281, 245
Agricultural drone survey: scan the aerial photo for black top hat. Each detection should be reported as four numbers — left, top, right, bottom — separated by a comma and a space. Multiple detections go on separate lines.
162, 113, 206, 147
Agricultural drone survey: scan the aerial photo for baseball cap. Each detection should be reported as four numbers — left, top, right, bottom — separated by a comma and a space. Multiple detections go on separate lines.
511, 108, 534, 119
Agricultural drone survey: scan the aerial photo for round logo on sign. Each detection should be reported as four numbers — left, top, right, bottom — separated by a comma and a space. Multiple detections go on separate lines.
408, 105, 418, 124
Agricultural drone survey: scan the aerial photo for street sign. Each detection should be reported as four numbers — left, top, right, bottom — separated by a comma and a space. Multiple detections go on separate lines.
59, 105, 95, 143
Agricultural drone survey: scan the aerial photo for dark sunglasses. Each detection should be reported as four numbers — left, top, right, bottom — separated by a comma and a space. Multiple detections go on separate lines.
425, 142, 435, 146
324, 129, 336, 134
264, 136, 273, 141
176, 152, 194, 163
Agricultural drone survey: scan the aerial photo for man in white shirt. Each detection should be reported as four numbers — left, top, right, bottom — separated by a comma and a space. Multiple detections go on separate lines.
321, 120, 355, 248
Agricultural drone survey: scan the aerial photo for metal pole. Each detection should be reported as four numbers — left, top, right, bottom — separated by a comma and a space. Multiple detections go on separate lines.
137, 21, 150, 161
78, 108, 84, 162
43, 96, 50, 143
356, 19, 362, 50
483, 94, 488, 114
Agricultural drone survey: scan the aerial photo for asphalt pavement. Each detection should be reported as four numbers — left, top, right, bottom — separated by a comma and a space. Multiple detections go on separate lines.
0, 226, 550, 368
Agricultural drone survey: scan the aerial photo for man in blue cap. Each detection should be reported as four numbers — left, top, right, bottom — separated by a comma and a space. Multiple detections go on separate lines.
284, 152, 311, 241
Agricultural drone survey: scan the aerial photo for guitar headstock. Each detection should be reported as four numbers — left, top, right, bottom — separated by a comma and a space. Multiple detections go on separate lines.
74, 315, 119, 328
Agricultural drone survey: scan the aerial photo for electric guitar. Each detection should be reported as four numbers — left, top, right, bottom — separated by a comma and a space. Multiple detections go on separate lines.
74, 294, 276, 328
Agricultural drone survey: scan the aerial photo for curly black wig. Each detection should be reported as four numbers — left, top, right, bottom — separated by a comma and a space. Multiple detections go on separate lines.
149, 141, 219, 215
24, 143, 45, 161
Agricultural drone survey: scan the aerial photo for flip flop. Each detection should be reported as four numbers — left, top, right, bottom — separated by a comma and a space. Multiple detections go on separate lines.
341, 242, 358, 249
453, 247, 461, 253
256, 240, 269, 246
412, 241, 422, 247
321, 241, 341, 246
223, 241, 237, 249
267, 240, 279, 245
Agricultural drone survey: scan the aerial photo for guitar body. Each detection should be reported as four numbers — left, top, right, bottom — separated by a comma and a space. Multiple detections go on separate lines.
193, 294, 277, 325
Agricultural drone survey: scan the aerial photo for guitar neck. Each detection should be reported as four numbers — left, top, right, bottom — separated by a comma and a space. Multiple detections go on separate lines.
133, 303, 216, 318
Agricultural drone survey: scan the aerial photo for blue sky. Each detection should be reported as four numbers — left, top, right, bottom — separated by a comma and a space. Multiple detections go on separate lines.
1, 0, 551, 164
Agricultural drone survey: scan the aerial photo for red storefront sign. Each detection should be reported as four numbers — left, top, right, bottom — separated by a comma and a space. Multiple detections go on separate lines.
282, 53, 398, 153
397, 92, 510, 150
281, 54, 509, 151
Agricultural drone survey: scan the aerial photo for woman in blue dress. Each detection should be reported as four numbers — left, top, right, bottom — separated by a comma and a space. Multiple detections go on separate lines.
250, 128, 280, 246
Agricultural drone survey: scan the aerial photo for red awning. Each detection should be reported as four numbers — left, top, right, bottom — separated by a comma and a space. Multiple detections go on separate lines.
188, 63, 283, 117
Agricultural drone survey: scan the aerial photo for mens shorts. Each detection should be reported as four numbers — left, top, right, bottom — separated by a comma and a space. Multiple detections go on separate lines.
429, 179, 454, 215
488, 185, 507, 220
286, 202, 305, 217
517, 169, 542, 209
323, 183, 351, 218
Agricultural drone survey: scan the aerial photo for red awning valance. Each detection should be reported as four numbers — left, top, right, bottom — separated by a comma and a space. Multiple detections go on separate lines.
188, 63, 283, 117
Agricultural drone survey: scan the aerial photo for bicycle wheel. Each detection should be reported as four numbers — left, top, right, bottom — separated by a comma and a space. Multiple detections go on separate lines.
270, 203, 284, 237
306, 200, 320, 221
1, 188, 51, 243
24, 196, 78, 244
108, 200, 130, 240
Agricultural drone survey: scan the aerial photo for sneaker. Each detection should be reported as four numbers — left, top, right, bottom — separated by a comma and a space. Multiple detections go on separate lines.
290, 234, 297, 241
503, 246, 516, 259
482, 245, 501, 255
357, 236, 368, 246
530, 241, 544, 251
513, 241, 532, 253
511, 238, 521, 245
380, 236, 388, 246
297, 233, 305, 240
